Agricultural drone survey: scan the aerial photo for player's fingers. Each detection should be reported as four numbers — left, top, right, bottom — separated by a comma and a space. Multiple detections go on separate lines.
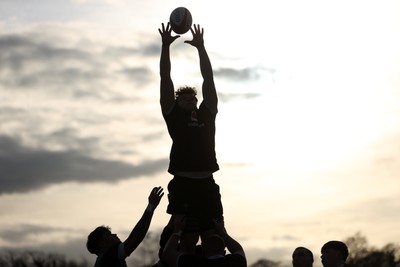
156, 187, 163, 195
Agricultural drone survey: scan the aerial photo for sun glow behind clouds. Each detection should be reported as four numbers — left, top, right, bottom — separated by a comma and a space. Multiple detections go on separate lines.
217, 67, 397, 174
207, 0, 400, 176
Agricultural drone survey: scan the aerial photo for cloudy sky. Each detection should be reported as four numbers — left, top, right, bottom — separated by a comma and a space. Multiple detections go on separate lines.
1, 0, 400, 266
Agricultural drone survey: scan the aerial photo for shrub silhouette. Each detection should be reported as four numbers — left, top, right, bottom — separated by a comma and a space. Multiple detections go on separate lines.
0, 250, 88, 267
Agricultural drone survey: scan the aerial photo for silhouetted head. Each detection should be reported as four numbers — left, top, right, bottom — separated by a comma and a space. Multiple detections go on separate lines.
180, 232, 200, 254
175, 86, 198, 111
321, 240, 348, 267
292, 246, 314, 267
87, 226, 121, 255
201, 234, 226, 258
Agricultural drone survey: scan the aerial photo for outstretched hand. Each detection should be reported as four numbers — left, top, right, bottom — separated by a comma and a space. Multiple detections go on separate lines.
184, 24, 204, 48
158, 22, 180, 46
148, 186, 164, 207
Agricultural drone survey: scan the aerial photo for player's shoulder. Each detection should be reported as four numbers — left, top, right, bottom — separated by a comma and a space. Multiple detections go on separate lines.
162, 102, 177, 117
199, 101, 217, 115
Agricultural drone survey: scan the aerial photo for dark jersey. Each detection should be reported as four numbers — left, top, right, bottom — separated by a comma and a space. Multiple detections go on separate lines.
163, 102, 219, 174
94, 243, 127, 267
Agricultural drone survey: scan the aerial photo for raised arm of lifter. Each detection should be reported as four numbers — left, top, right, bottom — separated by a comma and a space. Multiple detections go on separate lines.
185, 24, 217, 113
159, 23, 180, 115
123, 187, 164, 256
214, 219, 246, 259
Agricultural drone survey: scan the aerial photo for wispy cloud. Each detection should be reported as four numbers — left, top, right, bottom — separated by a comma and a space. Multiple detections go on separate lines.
215, 67, 264, 82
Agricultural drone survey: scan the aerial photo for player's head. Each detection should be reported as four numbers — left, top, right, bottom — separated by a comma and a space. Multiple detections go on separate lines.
87, 225, 120, 255
292, 246, 314, 267
201, 234, 226, 258
176, 86, 198, 111
180, 232, 200, 254
321, 241, 348, 267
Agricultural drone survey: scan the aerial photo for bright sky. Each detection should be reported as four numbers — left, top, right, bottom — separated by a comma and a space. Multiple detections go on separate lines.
1, 0, 400, 266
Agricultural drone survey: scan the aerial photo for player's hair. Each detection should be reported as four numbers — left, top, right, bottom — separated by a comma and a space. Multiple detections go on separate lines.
294, 247, 314, 262
321, 241, 349, 261
175, 86, 197, 99
86, 225, 111, 255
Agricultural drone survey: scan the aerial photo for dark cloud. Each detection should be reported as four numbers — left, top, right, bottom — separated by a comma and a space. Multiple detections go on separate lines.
119, 67, 155, 86
0, 224, 72, 243
214, 66, 275, 82
0, 34, 103, 94
0, 135, 168, 195
1, 68, 105, 90
0, 31, 269, 102
142, 42, 162, 57
104, 46, 140, 58
212, 65, 276, 101
98, 39, 160, 58
0, 0, 98, 23
0, 33, 155, 96
0, 34, 91, 71
214, 67, 258, 81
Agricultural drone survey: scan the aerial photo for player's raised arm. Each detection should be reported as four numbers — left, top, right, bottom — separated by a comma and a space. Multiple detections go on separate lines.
159, 22, 180, 115
123, 187, 164, 256
185, 24, 217, 114
214, 219, 246, 259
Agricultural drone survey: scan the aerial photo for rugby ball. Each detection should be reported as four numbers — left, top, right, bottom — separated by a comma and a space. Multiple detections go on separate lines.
169, 7, 192, 34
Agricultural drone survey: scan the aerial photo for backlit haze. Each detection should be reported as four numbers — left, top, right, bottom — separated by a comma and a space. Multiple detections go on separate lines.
1, 0, 400, 266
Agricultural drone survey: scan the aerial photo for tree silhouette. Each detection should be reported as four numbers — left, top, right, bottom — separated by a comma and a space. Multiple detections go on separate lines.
128, 231, 162, 267
345, 232, 400, 267
0, 250, 88, 267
